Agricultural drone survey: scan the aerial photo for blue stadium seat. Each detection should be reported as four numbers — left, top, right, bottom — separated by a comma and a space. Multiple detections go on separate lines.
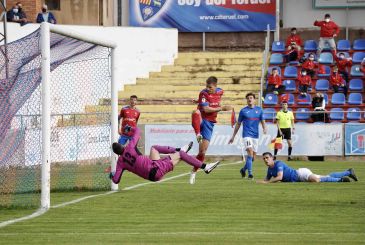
350, 65, 364, 77
304, 40, 318, 52
330, 108, 344, 121
287, 94, 295, 105
269, 53, 284, 65
323, 93, 329, 104
267, 66, 281, 76
284, 66, 298, 78
347, 108, 361, 121
352, 52, 365, 64
283, 80, 296, 91
263, 108, 277, 120
315, 79, 329, 91
349, 79, 363, 91
271, 41, 285, 52
353, 39, 365, 51
317, 65, 331, 78
297, 94, 311, 105
337, 40, 351, 52
348, 93, 363, 105
331, 93, 346, 105
296, 108, 310, 121
264, 93, 278, 105
318, 52, 333, 64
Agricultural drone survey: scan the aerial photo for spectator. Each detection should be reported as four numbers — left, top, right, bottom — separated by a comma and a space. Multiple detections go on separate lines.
302, 53, 317, 78
284, 42, 300, 63
16, 2, 29, 26
298, 69, 312, 96
334, 52, 352, 85
330, 66, 348, 97
264, 68, 285, 97
361, 58, 365, 74
285, 27, 303, 50
6, 4, 27, 26
36, 4, 57, 24
311, 93, 328, 123
314, 13, 340, 57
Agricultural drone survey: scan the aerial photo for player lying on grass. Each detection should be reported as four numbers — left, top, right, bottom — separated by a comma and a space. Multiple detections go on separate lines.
109, 126, 220, 184
258, 152, 358, 183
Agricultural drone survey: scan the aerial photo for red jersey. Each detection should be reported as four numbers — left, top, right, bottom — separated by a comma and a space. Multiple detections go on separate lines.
267, 74, 282, 86
329, 73, 345, 86
298, 74, 312, 86
314, 20, 340, 38
119, 106, 140, 137
197, 88, 223, 123
286, 34, 303, 47
334, 56, 352, 72
302, 60, 317, 70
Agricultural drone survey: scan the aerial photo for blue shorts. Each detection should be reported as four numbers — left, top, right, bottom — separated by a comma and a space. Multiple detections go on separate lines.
200, 119, 215, 141
118, 134, 131, 145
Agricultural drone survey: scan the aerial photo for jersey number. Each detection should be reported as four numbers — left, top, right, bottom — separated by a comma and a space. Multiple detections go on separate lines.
123, 152, 136, 167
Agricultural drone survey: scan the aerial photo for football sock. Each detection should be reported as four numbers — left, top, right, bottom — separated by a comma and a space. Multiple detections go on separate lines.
246, 156, 253, 176
111, 164, 124, 184
320, 176, 341, 182
151, 145, 176, 154
179, 151, 203, 169
192, 111, 202, 135
288, 147, 292, 156
193, 153, 205, 172
329, 170, 351, 178
274, 149, 278, 156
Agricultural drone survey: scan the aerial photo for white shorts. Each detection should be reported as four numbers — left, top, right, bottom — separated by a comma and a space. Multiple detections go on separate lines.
241, 137, 259, 152
296, 168, 320, 182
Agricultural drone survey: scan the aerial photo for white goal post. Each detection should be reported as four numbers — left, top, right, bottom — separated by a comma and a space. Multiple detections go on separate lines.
40, 22, 119, 210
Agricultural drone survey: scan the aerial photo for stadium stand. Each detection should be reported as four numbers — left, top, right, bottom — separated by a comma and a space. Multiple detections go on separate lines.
264, 93, 278, 105
352, 52, 365, 63
350, 65, 364, 77
263, 108, 277, 120
315, 79, 329, 91
284, 66, 298, 78
317, 65, 331, 78
330, 108, 345, 121
347, 108, 361, 121
331, 93, 346, 105
269, 53, 284, 65
349, 79, 363, 91
296, 108, 310, 121
271, 41, 285, 52
283, 79, 296, 91
348, 93, 363, 105
304, 40, 318, 52
318, 52, 333, 64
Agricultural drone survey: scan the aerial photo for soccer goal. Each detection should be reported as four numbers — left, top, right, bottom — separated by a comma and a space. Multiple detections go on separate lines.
0, 23, 119, 210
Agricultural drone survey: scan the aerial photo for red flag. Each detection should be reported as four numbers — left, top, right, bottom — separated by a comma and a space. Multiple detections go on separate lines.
231, 108, 236, 128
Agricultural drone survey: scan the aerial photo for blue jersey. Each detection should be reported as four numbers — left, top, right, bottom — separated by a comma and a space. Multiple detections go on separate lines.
266, 161, 298, 182
238, 106, 263, 138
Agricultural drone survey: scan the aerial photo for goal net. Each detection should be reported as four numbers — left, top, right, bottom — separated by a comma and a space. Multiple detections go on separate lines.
0, 25, 116, 209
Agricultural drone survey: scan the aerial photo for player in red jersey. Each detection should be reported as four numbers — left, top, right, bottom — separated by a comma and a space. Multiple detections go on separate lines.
190, 76, 232, 184
118, 95, 140, 145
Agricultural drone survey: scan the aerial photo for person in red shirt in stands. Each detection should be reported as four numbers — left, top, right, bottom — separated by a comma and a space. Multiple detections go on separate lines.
330, 66, 348, 97
263, 68, 286, 97
286, 27, 303, 51
361, 58, 365, 74
302, 53, 317, 78
314, 13, 340, 57
298, 69, 312, 96
284, 41, 301, 63
334, 52, 352, 85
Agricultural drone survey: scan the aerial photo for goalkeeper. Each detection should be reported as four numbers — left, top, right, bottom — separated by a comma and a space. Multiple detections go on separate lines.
258, 152, 358, 183
109, 126, 220, 184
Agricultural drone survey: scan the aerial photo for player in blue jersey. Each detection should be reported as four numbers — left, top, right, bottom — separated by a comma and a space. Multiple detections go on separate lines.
229, 93, 267, 180
258, 152, 358, 183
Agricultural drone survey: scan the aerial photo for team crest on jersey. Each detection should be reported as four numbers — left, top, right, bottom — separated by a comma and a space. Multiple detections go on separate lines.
139, 0, 166, 22
202, 97, 206, 103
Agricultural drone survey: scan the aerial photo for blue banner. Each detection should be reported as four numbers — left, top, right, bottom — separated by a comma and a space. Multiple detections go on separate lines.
129, 0, 276, 32
345, 124, 365, 155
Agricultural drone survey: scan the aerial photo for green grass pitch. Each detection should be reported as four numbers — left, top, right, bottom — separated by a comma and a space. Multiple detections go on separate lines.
0, 160, 364, 244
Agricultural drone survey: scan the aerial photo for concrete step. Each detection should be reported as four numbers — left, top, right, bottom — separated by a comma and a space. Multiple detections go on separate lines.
178, 52, 262, 59
123, 84, 259, 92
161, 64, 261, 72
149, 70, 261, 79
136, 77, 260, 85
174, 57, 262, 66
118, 89, 259, 99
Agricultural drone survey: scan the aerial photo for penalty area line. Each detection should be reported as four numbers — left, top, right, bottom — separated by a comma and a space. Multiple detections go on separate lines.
0, 161, 241, 229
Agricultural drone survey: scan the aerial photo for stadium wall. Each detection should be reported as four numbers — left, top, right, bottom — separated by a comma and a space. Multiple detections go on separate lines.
0, 22, 178, 89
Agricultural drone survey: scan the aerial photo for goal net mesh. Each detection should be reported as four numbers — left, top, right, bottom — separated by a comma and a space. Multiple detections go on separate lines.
0, 28, 112, 208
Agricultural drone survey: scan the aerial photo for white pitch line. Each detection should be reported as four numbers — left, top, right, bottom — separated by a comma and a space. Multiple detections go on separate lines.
0, 231, 362, 236
0, 161, 241, 229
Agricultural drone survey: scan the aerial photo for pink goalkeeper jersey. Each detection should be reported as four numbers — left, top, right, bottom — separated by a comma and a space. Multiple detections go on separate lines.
113, 128, 153, 182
